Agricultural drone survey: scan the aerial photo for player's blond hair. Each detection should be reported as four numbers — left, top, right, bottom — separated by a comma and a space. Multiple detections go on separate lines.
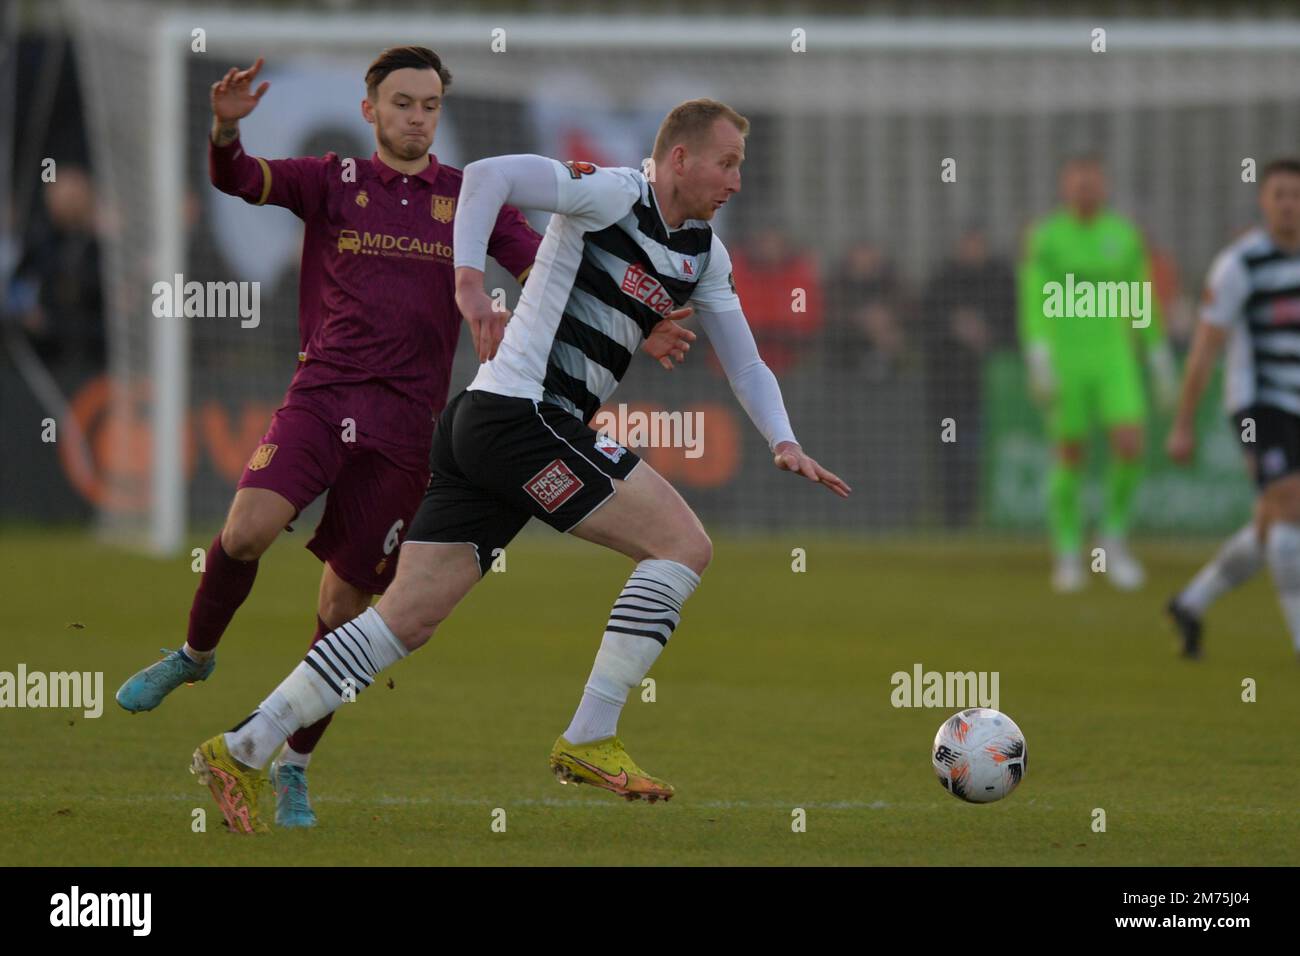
652, 99, 749, 163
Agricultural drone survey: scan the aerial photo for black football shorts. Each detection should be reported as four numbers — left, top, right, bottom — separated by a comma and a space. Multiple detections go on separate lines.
1234, 403, 1300, 489
406, 389, 641, 574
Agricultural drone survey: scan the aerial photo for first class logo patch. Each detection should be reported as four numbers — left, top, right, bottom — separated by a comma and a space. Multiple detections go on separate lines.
247, 443, 278, 471
524, 459, 584, 513
431, 195, 456, 223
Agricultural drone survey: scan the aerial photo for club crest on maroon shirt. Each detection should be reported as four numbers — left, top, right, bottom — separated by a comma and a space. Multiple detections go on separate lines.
432, 195, 456, 223
247, 443, 278, 471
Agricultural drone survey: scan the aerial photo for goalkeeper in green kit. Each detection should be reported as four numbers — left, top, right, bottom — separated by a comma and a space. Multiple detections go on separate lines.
1018, 156, 1178, 592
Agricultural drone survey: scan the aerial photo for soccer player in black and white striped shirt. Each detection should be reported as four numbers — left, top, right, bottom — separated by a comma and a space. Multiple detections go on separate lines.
192, 99, 849, 824
1167, 158, 1300, 659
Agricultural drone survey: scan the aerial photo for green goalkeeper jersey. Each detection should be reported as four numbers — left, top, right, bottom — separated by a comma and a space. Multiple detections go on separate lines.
1018, 209, 1165, 366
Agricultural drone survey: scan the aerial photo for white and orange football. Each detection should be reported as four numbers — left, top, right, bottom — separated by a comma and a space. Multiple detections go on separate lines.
932, 708, 1027, 804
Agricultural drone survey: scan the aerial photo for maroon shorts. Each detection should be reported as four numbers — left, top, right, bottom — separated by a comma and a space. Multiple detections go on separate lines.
237, 402, 429, 593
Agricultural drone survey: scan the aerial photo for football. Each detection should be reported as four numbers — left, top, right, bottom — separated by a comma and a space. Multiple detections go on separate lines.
931, 708, 1027, 803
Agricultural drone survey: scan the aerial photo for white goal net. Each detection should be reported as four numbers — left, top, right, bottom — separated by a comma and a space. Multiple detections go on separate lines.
67, 1, 1300, 552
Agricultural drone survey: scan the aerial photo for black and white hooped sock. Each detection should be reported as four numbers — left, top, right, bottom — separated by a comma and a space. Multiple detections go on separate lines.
563, 559, 701, 745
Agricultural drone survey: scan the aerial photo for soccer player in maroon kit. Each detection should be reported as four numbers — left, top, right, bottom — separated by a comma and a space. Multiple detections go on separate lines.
116, 48, 694, 827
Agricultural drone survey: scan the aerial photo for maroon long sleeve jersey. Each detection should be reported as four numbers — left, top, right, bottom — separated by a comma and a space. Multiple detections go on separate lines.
209, 136, 541, 470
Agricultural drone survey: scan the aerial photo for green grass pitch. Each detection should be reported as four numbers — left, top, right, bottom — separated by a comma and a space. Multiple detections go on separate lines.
2, 528, 1296, 866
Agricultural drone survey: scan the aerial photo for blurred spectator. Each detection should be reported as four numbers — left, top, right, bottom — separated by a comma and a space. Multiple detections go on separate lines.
827, 239, 910, 381
0, 206, 20, 292
725, 225, 823, 375
13, 165, 105, 368
182, 186, 268, 374
921, 227, 1016, 528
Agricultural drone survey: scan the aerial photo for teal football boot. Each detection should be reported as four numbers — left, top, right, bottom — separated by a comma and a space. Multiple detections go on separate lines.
270, 761, 318, 828
116, 647, 215, 713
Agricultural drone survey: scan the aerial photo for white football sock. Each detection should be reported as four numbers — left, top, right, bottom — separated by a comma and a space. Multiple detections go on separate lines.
224, 690, 296, 769
1265, 522, 1300, 653
564, 694, 624, 745
1179, 522, 1262, 616
182, 642, 214, 664
276, 745, 311, 770
225, 607, 408, 769
563, 559, 700, 745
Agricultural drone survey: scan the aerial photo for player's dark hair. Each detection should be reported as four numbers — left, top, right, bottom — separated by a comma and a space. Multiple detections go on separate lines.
365, 46, 452, 99
1261, 158, 1300, 185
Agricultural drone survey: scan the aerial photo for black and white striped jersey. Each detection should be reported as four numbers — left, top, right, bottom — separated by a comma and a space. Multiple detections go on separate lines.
465, 159, 741, 422
1202, 227, 1300, 416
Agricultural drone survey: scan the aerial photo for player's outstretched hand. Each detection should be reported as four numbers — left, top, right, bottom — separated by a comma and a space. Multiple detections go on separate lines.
773, 441, 851, 498
643, 306, 697, 370
212, 57, 270, 123
455, 272, 511, 362
1165, 421, 1196, 465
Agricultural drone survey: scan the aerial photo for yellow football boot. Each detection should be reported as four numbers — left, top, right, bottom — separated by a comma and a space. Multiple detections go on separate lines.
549, 735, 675, 803
190, 734, 268, 834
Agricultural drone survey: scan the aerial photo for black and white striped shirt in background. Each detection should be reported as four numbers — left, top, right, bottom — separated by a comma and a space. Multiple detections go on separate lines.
1203, 227, 1300, 416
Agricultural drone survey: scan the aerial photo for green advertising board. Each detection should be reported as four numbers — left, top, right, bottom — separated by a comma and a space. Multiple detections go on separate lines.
983, 353, 1254, 533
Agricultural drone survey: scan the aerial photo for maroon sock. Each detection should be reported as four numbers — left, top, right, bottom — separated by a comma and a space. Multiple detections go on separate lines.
285, 616, 335, 755
185, 533, 259, 653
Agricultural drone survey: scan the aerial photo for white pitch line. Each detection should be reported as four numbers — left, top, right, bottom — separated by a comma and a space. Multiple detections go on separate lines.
31, 793, 899, 810
25, 793, 1295, 815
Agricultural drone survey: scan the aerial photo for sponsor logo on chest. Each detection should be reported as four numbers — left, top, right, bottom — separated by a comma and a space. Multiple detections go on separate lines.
335, 184, 454, 262
337, 228, 452, 263
1257, 297, 1300, 327
620, 262, 679, 317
